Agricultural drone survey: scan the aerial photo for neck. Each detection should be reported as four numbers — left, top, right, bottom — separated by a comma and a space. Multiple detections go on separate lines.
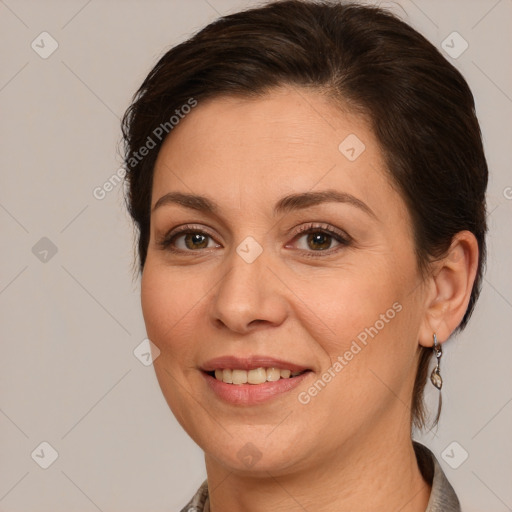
205, 422, 431, 512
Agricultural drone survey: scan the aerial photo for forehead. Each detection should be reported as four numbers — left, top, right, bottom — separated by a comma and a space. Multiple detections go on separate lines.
151, 87, 401, 222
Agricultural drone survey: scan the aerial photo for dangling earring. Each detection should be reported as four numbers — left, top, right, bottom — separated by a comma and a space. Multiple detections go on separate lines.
430, 333, 443, 390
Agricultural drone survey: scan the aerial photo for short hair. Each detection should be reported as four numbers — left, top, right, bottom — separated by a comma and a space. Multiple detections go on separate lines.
121, 0, 488, 430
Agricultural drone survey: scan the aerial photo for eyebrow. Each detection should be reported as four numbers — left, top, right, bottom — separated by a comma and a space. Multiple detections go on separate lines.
152, 190, 376, 219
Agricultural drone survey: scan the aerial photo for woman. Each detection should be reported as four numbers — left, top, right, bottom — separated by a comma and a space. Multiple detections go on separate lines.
121, 1, 488, 510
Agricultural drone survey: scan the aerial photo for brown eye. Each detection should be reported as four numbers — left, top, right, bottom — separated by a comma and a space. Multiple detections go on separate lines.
306, 232, 333, 251
184, 233, 209, 250
287, 224, 351, 256
158, 227, 221, 252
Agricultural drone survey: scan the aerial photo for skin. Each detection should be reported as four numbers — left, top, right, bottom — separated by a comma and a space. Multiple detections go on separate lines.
140, 86, 478, 512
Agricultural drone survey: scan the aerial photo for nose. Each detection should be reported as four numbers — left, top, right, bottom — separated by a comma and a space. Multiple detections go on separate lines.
209, 247, 288, 334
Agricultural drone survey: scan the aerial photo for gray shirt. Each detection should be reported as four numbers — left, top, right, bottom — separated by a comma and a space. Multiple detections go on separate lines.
180, 442, 461, 511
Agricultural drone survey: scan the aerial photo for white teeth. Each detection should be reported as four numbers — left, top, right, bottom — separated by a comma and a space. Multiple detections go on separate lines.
212, 367, 305, 385
231, 369, 248, 385
266, 368, 281, 382
222, 368, 233, 384
247, 367, 267, 384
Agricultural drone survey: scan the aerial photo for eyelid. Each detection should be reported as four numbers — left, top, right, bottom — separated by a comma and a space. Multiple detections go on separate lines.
288, 222, 352, 243
168, 223, 218, 239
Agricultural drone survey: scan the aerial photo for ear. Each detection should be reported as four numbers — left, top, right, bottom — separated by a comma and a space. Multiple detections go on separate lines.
418, 231, 479, 347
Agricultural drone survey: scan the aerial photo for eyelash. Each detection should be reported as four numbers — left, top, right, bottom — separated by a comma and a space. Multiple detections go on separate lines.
157, 222, 351, 257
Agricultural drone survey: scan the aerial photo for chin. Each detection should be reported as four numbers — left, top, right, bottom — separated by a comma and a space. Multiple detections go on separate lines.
198, 426, 312, 476
207, 445, 301, 476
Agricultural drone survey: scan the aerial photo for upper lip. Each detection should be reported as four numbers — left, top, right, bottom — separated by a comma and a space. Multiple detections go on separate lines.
200, 356, 311, 373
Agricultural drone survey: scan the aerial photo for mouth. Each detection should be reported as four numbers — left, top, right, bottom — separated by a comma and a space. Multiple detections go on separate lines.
200, 356, 313, 405
205, 367, 310, 385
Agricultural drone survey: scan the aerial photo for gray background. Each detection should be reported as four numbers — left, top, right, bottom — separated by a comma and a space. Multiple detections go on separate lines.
0, 0, 511, 510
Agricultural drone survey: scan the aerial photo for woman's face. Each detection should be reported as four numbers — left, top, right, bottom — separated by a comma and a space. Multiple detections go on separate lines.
141, 87, 428, 475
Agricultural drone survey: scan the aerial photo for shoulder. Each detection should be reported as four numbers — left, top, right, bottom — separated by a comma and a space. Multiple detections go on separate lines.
179, 480, 209, 512
413, 441, 462, 512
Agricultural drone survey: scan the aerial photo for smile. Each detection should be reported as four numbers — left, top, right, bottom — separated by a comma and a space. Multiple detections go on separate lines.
210, 367, 307, 385
200, 355, 312, 404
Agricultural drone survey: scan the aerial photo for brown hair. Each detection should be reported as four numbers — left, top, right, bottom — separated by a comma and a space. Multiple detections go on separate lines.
121, 0, 488, 430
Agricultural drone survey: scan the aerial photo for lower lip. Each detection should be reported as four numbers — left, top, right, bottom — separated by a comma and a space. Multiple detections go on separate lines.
202, 371, 311, 405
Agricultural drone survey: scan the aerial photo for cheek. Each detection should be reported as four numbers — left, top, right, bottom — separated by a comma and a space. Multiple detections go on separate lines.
140, 263, 205, 356
140, 263, 208, 424
293, 263, 400, 347
294, 261, 417, 396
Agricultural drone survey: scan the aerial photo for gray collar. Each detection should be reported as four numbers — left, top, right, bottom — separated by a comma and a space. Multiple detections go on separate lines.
413, 441, 461, 511
182, 442, 461, 512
